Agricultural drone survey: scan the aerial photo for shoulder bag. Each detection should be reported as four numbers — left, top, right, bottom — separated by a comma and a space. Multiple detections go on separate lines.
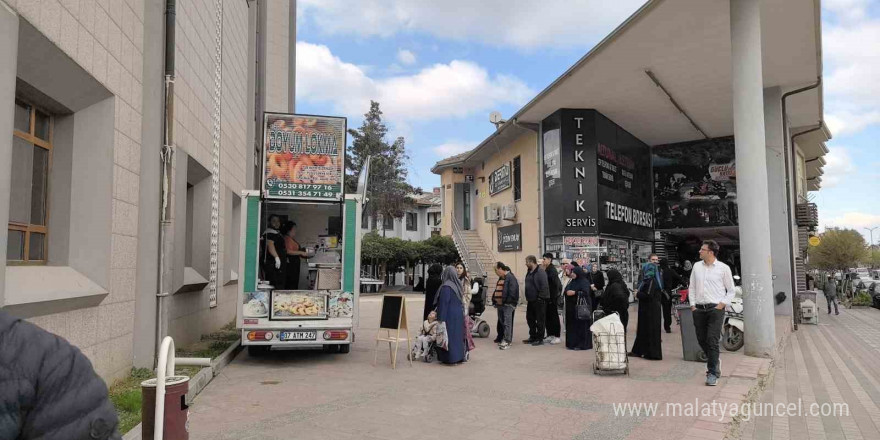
576, 291, 592, 321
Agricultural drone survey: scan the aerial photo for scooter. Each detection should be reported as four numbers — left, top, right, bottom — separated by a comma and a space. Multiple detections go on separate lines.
721, 275, 744, 351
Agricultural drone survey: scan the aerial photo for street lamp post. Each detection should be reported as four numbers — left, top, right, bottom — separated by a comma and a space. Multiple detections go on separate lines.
866, 227, 878, 269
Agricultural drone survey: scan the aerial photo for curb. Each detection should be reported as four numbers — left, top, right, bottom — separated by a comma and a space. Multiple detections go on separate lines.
121, 340, 242, 440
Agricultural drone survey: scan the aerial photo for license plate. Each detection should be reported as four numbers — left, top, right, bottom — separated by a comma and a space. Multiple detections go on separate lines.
280, 331, 317, 341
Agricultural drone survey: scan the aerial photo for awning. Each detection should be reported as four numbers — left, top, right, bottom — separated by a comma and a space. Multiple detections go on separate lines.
434, 0, 827, 180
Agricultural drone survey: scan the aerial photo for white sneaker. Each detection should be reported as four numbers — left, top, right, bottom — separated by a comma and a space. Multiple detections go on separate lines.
544, 336, 554, 343
499, 342, 511, 350
549, 337, 561, 345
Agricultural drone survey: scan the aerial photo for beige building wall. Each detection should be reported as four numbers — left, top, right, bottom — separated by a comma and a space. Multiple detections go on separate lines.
165, 0, 252, 349
0, 0, 146, 383
439, 131, 542, 283
0, 0, 287, 381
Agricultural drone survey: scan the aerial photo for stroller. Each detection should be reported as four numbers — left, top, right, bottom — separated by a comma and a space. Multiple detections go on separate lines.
469, 278, 491, 338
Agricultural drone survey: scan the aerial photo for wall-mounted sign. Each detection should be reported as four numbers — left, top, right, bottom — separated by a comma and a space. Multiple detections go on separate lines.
497, 223, 522, 252
262, 112, 346, 201
653, 136, 737, 229
489, 163, 511, 195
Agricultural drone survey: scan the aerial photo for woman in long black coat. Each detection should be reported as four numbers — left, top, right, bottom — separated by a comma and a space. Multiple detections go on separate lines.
564, 266, 593, 350
600, 269, 630, 334
423, 264, 443, 320
629, 263, 663, 360
590, 264, 606, 311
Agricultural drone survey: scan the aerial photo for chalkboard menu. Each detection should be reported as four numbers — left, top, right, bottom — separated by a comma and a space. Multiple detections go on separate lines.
379, 295, 404, 330
489, 163, 511, 195
497, 223, 522, 252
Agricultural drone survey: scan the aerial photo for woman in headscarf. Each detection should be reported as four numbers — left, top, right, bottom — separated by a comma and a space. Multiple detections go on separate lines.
629, 263, 664, 360
423, 264, 443, 320
435, 266, 466, 364
600, 269, 631, 334
563, 266, 593, 350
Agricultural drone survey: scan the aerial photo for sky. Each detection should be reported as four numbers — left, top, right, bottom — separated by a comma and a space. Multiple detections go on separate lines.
292, 0, 880, 244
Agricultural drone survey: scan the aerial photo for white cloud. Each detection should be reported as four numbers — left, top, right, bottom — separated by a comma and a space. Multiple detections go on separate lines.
298, 0, 646, 49
431, 141, 476, 158
822, 8, 880, 135
821, 147, 856, 188
295, 42, 533, 123
397, 49, 417, 66
823, 0, 871, 22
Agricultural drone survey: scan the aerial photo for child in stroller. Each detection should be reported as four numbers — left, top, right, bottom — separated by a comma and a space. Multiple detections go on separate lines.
469, 277, 491, 338
411, 311, 439, 362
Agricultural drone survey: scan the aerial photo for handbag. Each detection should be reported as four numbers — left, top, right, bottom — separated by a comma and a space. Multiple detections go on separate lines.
435, 321, 448, 351
576, 292, 592, 321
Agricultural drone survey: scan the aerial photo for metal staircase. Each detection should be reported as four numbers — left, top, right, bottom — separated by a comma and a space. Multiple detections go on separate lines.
451, 218, 498, 289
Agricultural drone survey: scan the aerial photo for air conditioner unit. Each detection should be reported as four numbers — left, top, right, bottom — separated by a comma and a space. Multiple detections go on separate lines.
484, 205, 500, 223
501, 204, 517, 220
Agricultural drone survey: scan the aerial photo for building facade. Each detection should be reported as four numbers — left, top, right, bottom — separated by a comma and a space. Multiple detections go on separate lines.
0, 0, 297, 381
434, 0, 828, 355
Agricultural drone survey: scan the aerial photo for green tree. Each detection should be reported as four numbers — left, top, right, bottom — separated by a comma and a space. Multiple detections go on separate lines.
345, 101, 415, 234
863, 247, 880, 269
808, 228, 868, 271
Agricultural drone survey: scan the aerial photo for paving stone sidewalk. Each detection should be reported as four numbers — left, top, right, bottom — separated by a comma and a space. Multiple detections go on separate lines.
186, 294, 777, 440
739, 295, 880, 440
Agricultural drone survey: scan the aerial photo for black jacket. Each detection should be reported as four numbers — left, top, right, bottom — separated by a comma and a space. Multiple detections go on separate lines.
525, 266, 550, 301
502, 272, 520, 306
0, 311, 121, 440
545, 264, 562, 300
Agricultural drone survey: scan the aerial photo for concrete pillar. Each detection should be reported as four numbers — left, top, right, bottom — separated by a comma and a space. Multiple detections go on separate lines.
763, 87, 793, 315
0, 4, 19, 307
730, 0, 776, 358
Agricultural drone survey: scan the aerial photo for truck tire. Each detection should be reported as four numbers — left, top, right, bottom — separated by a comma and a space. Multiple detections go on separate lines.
339, 344, 351, 354
248, 345, 270, 357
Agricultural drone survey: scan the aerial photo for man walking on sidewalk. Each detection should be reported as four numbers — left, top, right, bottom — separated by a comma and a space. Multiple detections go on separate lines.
689, 240, 735, 387
494, 263, 519, 350
824, 275, 840, 315
542, 253, 563, 345
524, 255, 550, 346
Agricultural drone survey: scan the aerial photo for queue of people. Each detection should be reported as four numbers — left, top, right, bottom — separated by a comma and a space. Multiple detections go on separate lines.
415, 239, 732, 388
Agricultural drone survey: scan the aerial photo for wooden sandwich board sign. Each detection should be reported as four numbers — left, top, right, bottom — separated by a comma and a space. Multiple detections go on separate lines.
374, 295, 412, 369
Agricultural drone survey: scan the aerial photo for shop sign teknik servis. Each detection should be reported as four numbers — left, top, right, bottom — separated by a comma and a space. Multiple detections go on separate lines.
541, 109, 653, 241
262, 113, 346, 201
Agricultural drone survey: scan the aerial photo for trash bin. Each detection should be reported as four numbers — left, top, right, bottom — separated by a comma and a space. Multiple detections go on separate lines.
142, 375, 190, 439
677, 305, 707, 362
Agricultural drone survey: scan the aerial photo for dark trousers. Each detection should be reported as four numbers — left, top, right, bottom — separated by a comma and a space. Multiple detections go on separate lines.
826, 295, 839, 313
692, 307, 725, 377
526, 299, 547, 341
545, 297, 561, 338
661, 293, 673, 331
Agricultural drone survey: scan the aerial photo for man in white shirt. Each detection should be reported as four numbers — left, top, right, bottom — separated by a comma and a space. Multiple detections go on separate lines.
689, 240, 735, 387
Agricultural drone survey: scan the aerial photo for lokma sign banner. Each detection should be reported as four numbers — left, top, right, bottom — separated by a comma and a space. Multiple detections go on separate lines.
263, 113, 346, 201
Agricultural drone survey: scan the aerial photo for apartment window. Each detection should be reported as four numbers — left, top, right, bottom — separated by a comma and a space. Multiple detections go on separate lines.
406, 212, 418, 231
383, 215, 394, 231
513, 156, 522, 201
361, 209, 370, 230
7, 99, 52, 263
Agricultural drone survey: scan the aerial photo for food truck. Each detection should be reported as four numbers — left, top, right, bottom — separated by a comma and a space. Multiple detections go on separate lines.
237, 112, 365, 355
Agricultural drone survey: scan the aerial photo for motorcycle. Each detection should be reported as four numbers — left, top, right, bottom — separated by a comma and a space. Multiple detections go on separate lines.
721, 275, 744, 351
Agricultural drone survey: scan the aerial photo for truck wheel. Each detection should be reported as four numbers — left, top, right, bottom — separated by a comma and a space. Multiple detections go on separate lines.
248, 345, 270, 357
339, 344, 351, 354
